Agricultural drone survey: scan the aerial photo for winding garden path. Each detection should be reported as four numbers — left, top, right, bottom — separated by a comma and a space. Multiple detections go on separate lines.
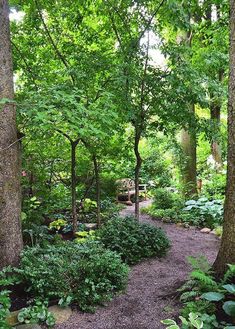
56, 200, 219, 329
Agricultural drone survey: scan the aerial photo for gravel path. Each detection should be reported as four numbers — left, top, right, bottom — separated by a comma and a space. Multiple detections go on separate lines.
56, 200, 220, 329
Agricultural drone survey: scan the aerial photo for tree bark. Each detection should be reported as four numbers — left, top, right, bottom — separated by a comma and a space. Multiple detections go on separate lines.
71, 140, 79, 234
210, 70, 224, 168
0, 0, 23, 269
180, 105, 197, 197
134, 129, 142, 220
206, 3, 223, 168
210, 101, 222, 167
178, 28, 197, 198
213, 0, 235, 277
93, 155, 101, 227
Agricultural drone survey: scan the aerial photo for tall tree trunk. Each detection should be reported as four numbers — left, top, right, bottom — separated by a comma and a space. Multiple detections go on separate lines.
210, 101, 222, 167
210, 70, 223, 168
213, 0, 235, 277
178, 28, 197, 198
180, 105, 197, 197
134, 129, 142, 220
0, 0, 23, 269
71, 141, 78, 234
93, 155, 101, 227
206, 2, 223, 169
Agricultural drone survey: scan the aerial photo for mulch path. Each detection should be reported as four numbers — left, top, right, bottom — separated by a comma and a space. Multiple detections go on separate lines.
56, 200, 220, 329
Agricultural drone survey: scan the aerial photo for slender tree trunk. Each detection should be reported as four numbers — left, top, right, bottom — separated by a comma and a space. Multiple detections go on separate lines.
134, 129, 142, 220
210, 70, 223, 168
93, 155, 101, 227
213, 0, 235, 277
71, 141, 78, 234
177, 28, 197, 198
0, 0, 23, 269
210, 102, 222, 167
180, 105, 197, 197
206, 3, 223, 169
29, 171, 35, 197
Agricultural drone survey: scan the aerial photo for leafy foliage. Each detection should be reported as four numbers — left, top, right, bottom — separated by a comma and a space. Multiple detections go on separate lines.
0, 267, 20, 329
176, 257, 235, 328
152, 188, 184, 210
183, 198, 223, 228
17, 300, 55, 327
16, 241, 129, 311
0, 289, 11, 329
161, 312, 219, 329
98, 216, 170, 264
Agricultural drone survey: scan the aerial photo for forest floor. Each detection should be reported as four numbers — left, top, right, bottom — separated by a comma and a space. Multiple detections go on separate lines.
56, 200, 219, 329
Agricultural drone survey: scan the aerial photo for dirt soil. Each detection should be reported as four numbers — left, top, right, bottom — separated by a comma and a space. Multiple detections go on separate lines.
56, 200, 220, 329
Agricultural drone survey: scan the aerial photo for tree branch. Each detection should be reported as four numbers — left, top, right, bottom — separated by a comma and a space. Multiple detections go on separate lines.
35, 0, 75, 85
0, 136, 25, 152
56, 128, 80, 145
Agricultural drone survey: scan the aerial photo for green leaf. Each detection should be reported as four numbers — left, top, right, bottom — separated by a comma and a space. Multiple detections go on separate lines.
179, 316, 188, 325
201, 292, 224, 301
185, 200, 197, 206
161, 319, 177, 325
223, 301, 235, 317
222, 284, 235, 294
191, 319, 203, 329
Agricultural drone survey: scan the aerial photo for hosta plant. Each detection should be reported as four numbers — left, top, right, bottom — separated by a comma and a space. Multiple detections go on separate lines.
183, 198, 223, 228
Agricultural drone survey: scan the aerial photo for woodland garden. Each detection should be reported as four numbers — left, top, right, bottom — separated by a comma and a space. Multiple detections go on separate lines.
1, 0, 235, 328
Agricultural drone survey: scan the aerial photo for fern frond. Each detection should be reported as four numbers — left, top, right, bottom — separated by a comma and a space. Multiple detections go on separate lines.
180, 290, 199, 302
178, 279, 197, 292
222, 264, 235, 284
187, 256, 212, 274
190, 270, 218, 288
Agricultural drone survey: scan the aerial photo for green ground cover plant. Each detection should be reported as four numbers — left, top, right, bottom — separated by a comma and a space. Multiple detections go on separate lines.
17, 300, 55, 327
16, 241, 129, 312
98, 216, 170, 264
142, 189, 223, 229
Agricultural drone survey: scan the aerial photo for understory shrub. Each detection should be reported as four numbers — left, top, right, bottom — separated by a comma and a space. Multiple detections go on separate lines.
0, 267, 20, 329
78, 198, 121, 224
152, 188, 184, 210
142, 196, 223, 229
16, 241, 129, 312
141, 188, 185, 223
0, 289, 11, 329
203, 172, 226, 200
98, 216, 170, 264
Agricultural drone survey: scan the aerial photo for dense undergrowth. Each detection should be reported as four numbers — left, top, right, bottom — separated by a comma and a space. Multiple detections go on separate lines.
162, 257, 235, 328
141, 186, 224, 232
1, 215, 170, 327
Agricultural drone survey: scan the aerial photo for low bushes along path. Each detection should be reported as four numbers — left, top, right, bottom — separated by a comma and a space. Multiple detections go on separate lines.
56, 200, 219, 329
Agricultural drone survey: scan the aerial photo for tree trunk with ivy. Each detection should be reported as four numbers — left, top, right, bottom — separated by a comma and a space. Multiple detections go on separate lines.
213, 0, 235, 277
0, 0, 23, 269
